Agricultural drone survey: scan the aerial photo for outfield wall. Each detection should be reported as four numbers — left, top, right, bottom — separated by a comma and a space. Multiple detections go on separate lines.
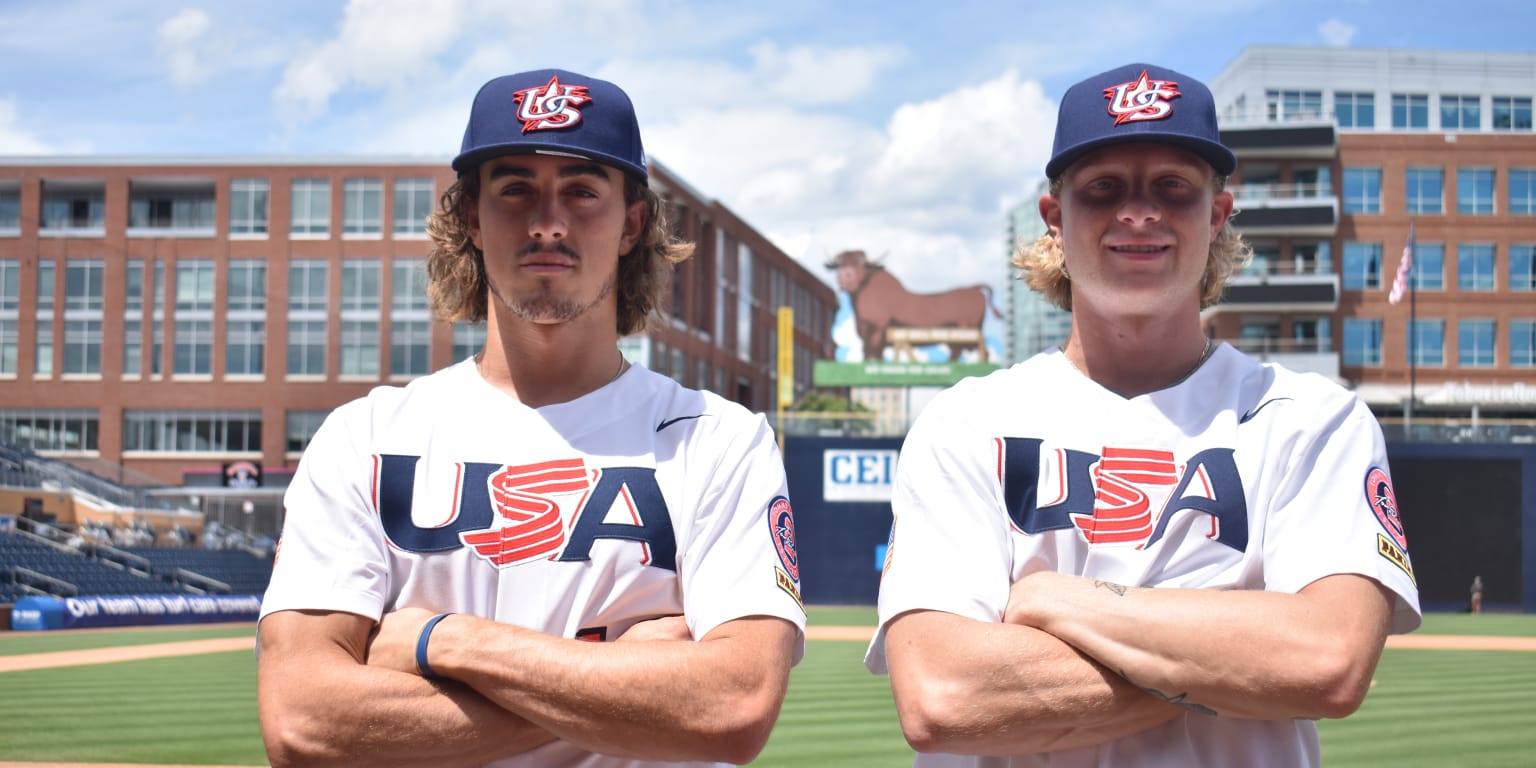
784, 436, 1536, 612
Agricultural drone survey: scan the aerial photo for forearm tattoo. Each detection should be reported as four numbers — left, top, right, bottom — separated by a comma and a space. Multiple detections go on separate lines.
1093, 580, 1128, 596
1123, 668, 1217, 716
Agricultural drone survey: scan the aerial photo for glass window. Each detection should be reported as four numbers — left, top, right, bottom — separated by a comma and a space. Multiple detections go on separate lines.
0, 185, 19, 233
343, 178, 383, 236
392, 261, 428, 312
230, 178, 269, 236
1405, 168, 1442, 214
1458, 320, 1495, 367
1511, 320, 1536, 367
0, 409, 98, 452
122, 317, 141, 378
1343, 318, 1382, 366
1343, 168, 1381, 213
34, 318, 52, 377
452, 322, 484, 363
1265, 89, 1322, 121
1511, 244, 1535, 291
0, 317, 16, 376
40, 184, 105, 231
287, 319, 326, 377
1412, 243, 1444, 291
1440, 95, 1480, 130
174, 260, 216, 312
737, 244, 753, 361
291, 179, 330, 236
0, 259, 17, 376
1335, 91, 1374, 129
1408, 319, 1444, 367
390, 319, 430, 377
393, 178, 433, 236
36, 259, 54, 312
227, 319, 265, 376
1342, 242, 1382, 290
285, 410, 327, 453
121, 410, 261, 453
128, 183, 216, 231
341, 260, 381, 313
1457, 243, 1496, 291
1492, 97, 1534, 131
65, 259, 105, 313
1458, 168, 1495, 215
174, 318, 213, 375
1510, 169, 1536, 215
0, 259, 17, 313
227, 260, 266, 313
340, 319, 379, 377
1392, 93, 1429, 129
289, 260, 328, 313
61, 318, 101, 375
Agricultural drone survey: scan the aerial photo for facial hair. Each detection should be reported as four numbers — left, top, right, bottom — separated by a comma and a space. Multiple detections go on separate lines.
488, 241, 618, 324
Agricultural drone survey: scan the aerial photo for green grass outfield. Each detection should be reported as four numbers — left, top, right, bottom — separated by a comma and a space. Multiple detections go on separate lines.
0, 609, 1531, 766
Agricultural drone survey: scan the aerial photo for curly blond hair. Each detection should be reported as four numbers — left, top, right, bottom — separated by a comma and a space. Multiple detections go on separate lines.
1012, 176, 1251, 311
425, 171, 695, 336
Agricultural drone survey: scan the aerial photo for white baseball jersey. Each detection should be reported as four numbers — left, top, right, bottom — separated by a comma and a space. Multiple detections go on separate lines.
262, 359, 807, 768
866, 343, 1421, 768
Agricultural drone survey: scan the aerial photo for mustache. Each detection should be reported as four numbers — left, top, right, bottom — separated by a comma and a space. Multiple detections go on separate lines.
517, 241, 581, 260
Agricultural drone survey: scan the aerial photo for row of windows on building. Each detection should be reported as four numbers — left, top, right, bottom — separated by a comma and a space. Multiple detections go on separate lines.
1340, 242, 1536, 292
0, 256, 476, 379
1343, 317, 1536, 369
1248, 90, 1534, 131
1341, 167, 1536, 215
0, 408, 319, 455
0, 176, 438, 238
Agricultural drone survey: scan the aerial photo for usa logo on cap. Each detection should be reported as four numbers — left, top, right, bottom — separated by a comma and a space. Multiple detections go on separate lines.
1104, 70, 1181, 126
513, 75, 592, 133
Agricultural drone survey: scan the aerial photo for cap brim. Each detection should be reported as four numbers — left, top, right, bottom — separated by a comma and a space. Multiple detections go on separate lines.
1046, 135, 1236, 179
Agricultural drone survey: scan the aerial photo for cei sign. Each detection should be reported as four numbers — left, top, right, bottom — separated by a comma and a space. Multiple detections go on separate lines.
823, 449, 898, 502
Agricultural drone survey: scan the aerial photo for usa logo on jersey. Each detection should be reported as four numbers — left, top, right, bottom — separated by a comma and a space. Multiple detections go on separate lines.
1103, 70, 1181, 126
512, 74, 592, 133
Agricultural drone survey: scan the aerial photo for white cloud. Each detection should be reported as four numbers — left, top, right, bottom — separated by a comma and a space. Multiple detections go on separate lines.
157, 8, 212, 87
1319, 18, 1358, 47
0, 99, 61, 154
751, 42, 905, 106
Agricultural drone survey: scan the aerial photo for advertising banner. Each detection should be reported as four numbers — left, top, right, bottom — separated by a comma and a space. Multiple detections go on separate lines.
10, 594, 263, 631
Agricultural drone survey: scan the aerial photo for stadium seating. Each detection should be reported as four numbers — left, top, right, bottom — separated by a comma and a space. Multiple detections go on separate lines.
124, 546, 274, 595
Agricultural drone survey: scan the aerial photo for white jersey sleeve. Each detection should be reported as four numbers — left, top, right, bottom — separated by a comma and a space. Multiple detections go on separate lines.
1256, 384, 1421, 633
261, 397, 394, 622
673, 404, 807, 656
865, 379, 1014, 674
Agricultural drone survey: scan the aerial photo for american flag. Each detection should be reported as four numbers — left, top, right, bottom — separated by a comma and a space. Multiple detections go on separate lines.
1388, 222, 1415, 305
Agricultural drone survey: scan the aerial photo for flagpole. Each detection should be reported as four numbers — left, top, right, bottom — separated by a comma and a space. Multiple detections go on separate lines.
1406, 218, 1417, 427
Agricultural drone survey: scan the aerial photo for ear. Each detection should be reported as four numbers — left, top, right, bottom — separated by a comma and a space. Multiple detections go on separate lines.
465, 191, 484, 251
1039, 192, 1064, 243
618, 198, 646, 255
1210, 189, 1234, 239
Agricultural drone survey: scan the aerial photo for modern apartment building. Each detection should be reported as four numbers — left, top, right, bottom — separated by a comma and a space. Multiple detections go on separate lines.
1205, 46, 1536, 436
0, 157, 836, 488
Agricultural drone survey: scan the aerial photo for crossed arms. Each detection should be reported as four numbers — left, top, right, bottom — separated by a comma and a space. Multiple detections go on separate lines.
257, 608, 798, 767
883, 571, 1395, 755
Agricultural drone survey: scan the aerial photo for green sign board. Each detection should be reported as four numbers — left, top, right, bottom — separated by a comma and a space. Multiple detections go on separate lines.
813, 360, 1002, 387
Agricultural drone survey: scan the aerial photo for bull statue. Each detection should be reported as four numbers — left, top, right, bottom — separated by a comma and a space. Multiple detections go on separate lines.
826, 249, 1002, 363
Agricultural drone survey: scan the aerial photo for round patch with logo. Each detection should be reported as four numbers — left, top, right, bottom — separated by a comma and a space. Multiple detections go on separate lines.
1365, 467, 1407, 550
768, 496, 799, 581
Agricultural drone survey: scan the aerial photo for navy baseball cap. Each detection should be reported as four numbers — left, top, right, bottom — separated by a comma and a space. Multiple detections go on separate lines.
1045, 62, 1236, 179
452, 68, 648, 183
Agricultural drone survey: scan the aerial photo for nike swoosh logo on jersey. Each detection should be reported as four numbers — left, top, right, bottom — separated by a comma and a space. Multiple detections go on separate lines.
656, 414, 708, 432
1239, 397, 1293, 424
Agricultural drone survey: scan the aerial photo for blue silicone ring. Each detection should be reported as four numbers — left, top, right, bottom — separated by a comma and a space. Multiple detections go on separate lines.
416, 612, 454, 681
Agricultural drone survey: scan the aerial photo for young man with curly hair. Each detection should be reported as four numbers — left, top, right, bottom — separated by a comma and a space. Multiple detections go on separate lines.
257, 69, 805, 768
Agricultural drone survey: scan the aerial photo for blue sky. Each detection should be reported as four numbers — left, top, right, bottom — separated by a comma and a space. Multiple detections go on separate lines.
2, 0, 1533, 313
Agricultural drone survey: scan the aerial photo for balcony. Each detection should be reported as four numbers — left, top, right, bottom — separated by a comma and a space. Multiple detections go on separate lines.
1225, 337, 1340, 381
127, 178, 217, 238
1230, 181, 1338, 237
1219, 118, 1336, 159
1216, 261, 1339, 313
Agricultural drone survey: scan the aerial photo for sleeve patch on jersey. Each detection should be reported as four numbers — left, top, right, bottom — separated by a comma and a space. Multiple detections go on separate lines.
1365, 466, 1409, 551
1377, 534, 1416, 585
775, 566, 805, 609
768, 496, 799, 581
